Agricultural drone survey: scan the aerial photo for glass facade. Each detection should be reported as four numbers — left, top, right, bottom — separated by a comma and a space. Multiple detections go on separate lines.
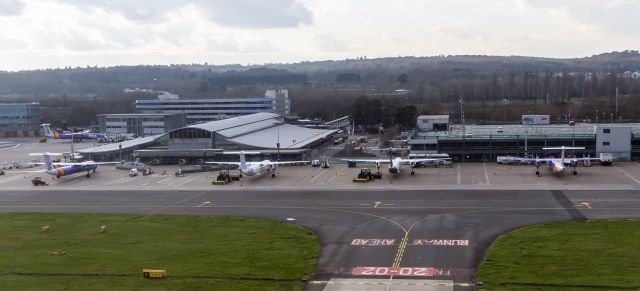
136, 96, 291, 124
0, 103, 41, 132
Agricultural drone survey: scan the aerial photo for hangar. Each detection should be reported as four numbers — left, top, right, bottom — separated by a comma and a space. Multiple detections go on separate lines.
79, 113, 338, 163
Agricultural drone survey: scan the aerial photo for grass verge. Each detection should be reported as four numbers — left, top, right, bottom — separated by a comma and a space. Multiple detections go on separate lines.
476, 220, 640, 290
0, 213, 319, 290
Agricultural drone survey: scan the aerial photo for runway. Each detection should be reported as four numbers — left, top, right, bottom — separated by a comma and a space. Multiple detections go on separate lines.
0, 189, 639, 290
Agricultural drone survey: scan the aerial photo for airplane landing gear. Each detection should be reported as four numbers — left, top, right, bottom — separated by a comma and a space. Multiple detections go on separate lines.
573, 170, 578, 175
93, 169, 96, 173
535, 171, 540, 176
85, 173, 91, 178
271, 173, 276, 178
410, 169, 415, 176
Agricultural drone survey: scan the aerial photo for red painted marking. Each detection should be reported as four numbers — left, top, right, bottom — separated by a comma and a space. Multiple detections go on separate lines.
351, 239, 395, 246
353, 267, 435, 277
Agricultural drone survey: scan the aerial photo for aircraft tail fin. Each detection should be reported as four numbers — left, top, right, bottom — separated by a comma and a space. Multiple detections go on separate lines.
239, 151, 247, 170
543, 146, 585, 164
41, 124, 53, 137
42, 152, 53, 171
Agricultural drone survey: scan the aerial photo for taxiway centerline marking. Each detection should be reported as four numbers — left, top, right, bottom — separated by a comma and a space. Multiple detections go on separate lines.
0, 143, 21, 150
149, 190, 209, 215
483, 163, 491, 185
615, 166, 640, 185
197, 201, 211, 207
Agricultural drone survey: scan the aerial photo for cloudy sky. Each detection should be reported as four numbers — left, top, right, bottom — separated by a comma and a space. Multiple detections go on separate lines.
0, 0, 637, 71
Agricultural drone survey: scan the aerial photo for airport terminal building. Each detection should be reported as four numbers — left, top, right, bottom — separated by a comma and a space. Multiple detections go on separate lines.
79, 112, 337, 163
0, 103, 41, 137
410, 123, 640, 162
97, 113, 186, 137
135, 89, 291, 124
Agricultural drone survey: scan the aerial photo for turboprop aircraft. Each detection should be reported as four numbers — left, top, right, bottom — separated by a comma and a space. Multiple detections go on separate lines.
342, 156, 449, 176
206, 151, 308, 178
41, 124, 104, 140
509, 146, 601, 176
29, 152, 119, 178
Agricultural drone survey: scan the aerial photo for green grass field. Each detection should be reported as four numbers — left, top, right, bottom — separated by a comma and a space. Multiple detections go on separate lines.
0, 213, 319, 291
476, 220, 640, 290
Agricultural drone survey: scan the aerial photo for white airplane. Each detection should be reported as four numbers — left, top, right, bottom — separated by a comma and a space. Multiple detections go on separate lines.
509, 146, 601, 176
206, 151, 308, 178
343, 156, 449, 175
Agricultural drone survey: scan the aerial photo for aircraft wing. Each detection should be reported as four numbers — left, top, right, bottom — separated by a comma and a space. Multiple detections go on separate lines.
341, 159, 391, 164
205, 161, 242, 166
569, 157, 601, 162
399, 158, 450, 163
268, 161, 309, 165
90, 162, 123, 165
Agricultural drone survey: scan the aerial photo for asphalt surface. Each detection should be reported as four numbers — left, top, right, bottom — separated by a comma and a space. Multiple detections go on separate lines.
1, 189, 639, 290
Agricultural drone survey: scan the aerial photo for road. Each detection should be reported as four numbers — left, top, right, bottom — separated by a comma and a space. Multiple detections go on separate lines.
0, 189, 639, 290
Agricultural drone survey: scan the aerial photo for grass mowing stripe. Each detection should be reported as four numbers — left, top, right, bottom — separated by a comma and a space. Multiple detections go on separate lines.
0, 213, 319, 290
477, 220, 640, 290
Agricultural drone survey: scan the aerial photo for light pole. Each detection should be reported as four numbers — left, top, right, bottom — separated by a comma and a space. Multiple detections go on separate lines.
595, 109, 598, 124
459, 98, 465, 134
503, 99, 508, 123
615, 87, 619, 120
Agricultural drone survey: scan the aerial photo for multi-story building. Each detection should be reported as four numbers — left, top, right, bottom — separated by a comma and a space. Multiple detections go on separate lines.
0, 103, 41, 137
135, 89, 291, 124
97, 113, 186, 137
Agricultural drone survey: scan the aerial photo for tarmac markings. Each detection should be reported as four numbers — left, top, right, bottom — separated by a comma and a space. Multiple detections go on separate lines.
0, 175, 25, 184
483, 163, 491, 185
412, 239, 469, 246
351, 239, 395, 246
352, 267, 456, 277
615, 165, 640, 186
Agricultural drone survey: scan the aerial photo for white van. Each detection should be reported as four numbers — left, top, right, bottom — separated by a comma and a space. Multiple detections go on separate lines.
129, 169, 138, 177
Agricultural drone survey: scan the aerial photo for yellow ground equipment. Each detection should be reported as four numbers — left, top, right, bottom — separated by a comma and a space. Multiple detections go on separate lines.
353, 168, 382, 182
143, 269, 167, 279
212, 170, 241, 185
31, 177, 49, 186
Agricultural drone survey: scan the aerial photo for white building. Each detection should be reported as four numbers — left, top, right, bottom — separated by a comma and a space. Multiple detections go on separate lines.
136, 89, 291, 124
417, 115, 449, 132
98, 113, 186, 137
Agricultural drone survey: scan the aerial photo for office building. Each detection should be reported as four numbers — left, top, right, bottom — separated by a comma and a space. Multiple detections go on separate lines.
135, 89, 291, 124
97, 113, 186, 137
0, 103, 41, 137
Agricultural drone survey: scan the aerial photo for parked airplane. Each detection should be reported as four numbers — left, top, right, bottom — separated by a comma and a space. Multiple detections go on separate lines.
41, 124, 104, 140
29, 152, 119, 178
510, 146, 601, 176
206, 151, 308, 177
343, 156, 449, 175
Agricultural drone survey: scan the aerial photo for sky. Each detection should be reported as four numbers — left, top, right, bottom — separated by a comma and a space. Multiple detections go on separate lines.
0, 0, 638, 71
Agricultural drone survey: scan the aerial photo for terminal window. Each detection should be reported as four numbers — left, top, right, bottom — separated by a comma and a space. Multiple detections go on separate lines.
603, 128, 611, 133
602, 141, 610, 146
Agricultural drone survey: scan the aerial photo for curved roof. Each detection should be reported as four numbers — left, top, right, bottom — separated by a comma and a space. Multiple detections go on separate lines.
78, 134, 162, 154
188, 112, 280, 133
229, 124, 337, 149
